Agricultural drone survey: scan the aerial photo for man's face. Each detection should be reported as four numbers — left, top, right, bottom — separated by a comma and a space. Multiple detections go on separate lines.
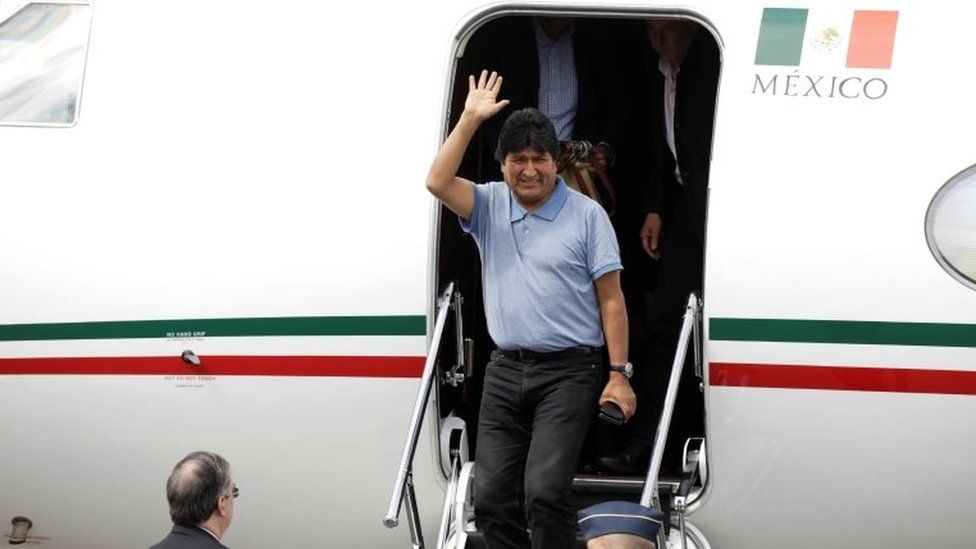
647, 20, 696, 66
501, 147, 558, 209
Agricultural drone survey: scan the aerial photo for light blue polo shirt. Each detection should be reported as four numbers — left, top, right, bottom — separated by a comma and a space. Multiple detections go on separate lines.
461, 179, 622, 352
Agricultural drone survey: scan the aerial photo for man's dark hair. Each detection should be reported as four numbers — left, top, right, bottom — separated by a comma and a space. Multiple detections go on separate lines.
166, 451, 232, 526
494, 108, 559, 162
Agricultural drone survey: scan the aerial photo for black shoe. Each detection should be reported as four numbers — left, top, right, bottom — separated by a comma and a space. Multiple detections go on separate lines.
578, 459, 601, 475
597, 446, 649, 476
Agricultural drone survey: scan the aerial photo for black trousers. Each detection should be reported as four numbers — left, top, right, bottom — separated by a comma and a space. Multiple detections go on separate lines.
629, 187, 705, 469
475, 349, 602, 549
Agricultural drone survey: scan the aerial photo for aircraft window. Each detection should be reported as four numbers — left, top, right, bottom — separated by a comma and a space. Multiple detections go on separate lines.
926, 165, 976, 291
0, 2, 92, 127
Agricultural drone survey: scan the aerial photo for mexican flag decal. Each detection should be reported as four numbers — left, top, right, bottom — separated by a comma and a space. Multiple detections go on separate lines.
755, 8, 899, 69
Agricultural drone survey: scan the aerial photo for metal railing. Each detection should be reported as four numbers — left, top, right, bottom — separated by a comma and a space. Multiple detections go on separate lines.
638, 293, 701, 548
384, 282, 456, 548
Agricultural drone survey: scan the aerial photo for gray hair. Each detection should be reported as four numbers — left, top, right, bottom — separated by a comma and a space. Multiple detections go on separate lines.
166, 451, 232, 525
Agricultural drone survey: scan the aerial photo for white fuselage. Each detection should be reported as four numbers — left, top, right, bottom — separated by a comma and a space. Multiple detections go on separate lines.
1, 1, 974, 548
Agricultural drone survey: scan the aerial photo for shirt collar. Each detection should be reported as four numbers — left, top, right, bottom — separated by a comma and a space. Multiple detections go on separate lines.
533, 18, 574, 47
197, 525, 221, 542
173, 524, 221, 543
509, 178, 569, 223
658, 57, 680, 79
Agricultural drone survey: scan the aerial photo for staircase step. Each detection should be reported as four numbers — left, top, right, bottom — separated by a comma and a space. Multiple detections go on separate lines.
461, 530, 588, 549
572, 473, 679, 493
458, 475, 678, 548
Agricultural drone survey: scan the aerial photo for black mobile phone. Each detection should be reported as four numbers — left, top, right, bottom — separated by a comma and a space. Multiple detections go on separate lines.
599, 401, 625, 426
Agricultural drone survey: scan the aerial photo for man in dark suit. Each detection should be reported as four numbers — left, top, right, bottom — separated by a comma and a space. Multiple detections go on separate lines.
459, 16, 626, 183
600, 19, 719, 475
148, 451, 237, 549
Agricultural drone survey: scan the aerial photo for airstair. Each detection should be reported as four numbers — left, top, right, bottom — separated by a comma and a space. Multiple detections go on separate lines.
385, 285, 709, 549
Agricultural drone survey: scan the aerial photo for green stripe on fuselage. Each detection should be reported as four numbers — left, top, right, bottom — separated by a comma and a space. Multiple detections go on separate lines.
710, 318, 976, 347
0, 316, 426, 341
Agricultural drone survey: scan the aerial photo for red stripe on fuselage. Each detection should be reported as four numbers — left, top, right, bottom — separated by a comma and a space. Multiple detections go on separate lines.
711, 362, 976, 395
0, 355, 425, 378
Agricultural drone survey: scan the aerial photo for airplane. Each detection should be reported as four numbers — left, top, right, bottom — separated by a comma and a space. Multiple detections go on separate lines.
1, 0, 974, 548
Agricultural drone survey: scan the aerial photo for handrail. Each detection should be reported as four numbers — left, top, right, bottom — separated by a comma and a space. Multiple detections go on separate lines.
640, 293, 701, 508
384, 282, 456, 533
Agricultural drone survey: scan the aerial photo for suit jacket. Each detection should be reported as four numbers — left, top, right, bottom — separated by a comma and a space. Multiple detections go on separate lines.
459, 17, 627, 181
148, 524, 229, 549
637, 31, 720, 243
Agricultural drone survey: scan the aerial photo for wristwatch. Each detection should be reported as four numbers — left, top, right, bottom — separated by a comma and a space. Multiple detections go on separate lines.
609, 362, 633, 379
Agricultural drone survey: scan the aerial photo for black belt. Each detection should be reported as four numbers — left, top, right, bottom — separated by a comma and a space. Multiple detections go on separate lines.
499, 346, 598, 362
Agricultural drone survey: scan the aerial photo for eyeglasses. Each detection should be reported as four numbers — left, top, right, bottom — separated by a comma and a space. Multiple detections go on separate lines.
222, 485, 240, 500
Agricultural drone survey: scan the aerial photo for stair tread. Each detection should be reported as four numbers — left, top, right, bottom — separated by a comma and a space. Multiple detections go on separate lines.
572, 473, 680, 493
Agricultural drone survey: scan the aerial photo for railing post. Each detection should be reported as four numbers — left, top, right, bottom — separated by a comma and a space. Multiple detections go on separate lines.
384, 283, 456, 533
435, 433, 463, 549
404, 473, 425, 549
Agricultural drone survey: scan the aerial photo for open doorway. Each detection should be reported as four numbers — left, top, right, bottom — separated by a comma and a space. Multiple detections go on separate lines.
434, 9, 721, 484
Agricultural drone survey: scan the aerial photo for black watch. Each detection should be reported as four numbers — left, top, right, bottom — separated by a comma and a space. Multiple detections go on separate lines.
609, 362, 633, 379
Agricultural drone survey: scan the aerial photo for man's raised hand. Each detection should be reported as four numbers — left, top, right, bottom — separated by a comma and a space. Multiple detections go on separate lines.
464, 70, 510, 122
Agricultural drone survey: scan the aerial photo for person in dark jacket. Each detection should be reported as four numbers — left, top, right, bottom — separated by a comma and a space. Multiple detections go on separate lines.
599, 19, 719, 475
148, 451, 237, 549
